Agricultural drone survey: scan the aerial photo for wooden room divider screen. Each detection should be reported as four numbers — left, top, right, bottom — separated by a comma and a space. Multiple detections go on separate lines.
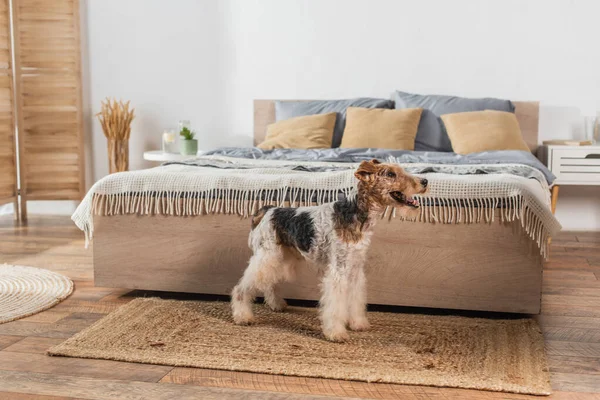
0, 0, 18, 217
0, 0, 85, 222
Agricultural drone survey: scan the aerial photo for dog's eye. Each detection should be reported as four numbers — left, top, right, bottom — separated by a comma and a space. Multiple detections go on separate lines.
386, 171, 396, 178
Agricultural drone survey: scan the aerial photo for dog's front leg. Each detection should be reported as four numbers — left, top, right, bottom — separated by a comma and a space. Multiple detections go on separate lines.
347, 266, 370, 331
320, 264, 350, 342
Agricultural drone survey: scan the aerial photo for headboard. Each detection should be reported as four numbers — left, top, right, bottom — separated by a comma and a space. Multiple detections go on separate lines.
253, 100, 540, 154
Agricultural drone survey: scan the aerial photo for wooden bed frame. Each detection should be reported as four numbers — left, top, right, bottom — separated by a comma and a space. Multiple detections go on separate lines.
94, 100, 544, 314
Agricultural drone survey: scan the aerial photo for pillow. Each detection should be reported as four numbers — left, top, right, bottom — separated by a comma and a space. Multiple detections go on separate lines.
441, 110, 529, 155
340, 107, 422, 150
394, 91, 516, 152
275, 98, 394, 148
257, 112, 336, 150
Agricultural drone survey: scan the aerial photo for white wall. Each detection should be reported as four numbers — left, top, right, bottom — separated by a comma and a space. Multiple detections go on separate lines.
84, 0, 247, 178
78, 0, 600, 230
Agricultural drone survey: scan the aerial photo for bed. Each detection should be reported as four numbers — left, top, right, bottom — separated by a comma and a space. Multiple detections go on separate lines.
82, 100, 560, 314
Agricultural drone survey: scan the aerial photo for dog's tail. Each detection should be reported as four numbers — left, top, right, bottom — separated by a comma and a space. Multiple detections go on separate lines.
251, 205, 275, 230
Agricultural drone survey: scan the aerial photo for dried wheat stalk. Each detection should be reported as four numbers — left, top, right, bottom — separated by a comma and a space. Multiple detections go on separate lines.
96, 98, 135, 173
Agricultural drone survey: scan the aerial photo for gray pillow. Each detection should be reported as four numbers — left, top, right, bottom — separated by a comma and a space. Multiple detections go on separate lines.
394, 91, 516, 152
275, 98, 394, 148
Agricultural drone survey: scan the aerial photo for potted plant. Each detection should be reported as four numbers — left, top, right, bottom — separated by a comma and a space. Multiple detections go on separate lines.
179, 127, 198, 156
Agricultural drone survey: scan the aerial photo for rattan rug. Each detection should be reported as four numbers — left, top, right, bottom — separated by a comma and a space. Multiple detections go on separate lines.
48, 298, 551, 395
0, 264, 73, 324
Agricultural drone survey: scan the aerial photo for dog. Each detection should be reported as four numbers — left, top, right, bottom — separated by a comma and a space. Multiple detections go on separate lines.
231, 159, 428, 342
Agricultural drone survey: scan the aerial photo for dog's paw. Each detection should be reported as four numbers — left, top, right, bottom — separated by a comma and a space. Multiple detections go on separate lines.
324, 328, 350, 342
233, 315, 255, 325
348, 318, 371, 331
267, 298, 287, 312
232, 309, 255, 325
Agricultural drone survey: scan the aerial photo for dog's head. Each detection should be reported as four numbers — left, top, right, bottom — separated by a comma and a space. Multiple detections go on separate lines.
354, 159, 428, 210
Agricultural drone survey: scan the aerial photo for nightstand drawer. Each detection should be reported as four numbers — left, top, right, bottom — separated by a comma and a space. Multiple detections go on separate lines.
550, 148, 600, 183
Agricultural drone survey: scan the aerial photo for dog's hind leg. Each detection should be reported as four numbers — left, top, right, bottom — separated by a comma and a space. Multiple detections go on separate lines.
263, 285, 287, 312
232, 247, 292, 323
231, 251, 264, 325
263, 248, 297, 312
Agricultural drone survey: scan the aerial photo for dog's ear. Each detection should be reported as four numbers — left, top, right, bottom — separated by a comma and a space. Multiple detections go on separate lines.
355, 160, 380, 181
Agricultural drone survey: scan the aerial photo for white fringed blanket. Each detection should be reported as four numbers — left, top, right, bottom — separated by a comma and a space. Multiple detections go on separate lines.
72, 156, 561, 257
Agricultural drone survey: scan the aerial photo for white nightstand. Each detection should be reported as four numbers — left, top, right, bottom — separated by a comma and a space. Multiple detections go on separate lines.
143, 150, 202, 162
539, 144, 600, 213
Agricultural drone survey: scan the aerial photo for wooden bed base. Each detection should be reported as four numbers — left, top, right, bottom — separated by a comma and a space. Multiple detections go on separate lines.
93, 99, 543, 314
94, 211, 543, 314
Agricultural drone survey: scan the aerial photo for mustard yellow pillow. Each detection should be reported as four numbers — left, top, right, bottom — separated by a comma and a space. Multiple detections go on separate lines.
441, 110, 529, 154
340, 107, 422, 149
257, 113, 336, 150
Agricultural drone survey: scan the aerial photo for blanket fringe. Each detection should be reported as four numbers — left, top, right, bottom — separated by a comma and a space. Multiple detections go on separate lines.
85, 190, 554, 258
93, 187, 353, 218
409, 195, 551, 258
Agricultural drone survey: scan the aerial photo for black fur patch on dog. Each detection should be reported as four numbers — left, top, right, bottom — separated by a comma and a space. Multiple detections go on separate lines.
333, 198, 368, 228
271, 208, 315, 252
251, 205, 275, 229
332, 198, 370, 243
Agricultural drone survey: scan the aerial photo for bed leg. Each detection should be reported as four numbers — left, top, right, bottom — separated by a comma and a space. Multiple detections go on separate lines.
548, 185, 560, 251
550, 185, 559, 215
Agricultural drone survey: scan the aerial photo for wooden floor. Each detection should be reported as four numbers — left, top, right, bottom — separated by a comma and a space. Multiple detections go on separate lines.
0, 215, 599, 400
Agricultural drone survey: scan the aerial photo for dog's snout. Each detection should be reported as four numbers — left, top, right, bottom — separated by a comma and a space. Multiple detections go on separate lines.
421, 178, 428, 187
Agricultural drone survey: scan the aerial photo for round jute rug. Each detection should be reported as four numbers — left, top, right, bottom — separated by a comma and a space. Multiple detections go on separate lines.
0, 264, 73, 324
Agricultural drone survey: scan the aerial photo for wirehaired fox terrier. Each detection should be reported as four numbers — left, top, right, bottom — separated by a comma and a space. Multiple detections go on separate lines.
231, 159, 428, 342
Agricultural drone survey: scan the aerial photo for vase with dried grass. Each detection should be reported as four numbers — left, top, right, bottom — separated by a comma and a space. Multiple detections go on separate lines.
96, 98, 135, 174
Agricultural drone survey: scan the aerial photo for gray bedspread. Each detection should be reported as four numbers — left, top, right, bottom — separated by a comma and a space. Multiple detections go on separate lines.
202, 147, 555, 184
